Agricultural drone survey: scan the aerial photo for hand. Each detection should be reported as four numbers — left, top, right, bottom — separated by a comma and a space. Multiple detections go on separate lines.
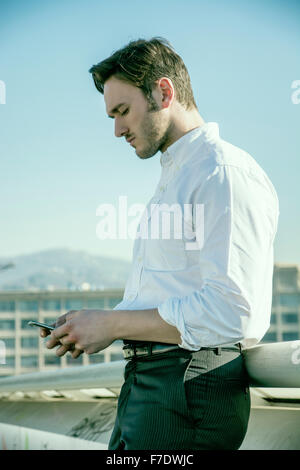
44, 309, 117, 357
40, 311, 83, 359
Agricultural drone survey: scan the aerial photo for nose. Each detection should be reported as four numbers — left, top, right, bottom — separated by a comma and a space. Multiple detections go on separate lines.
115, 118, 129, 138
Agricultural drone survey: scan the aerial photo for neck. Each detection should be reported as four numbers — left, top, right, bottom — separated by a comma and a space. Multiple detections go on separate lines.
161, 107, 205, 153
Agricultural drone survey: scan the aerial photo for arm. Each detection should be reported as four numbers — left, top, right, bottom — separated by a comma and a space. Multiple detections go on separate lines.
43, 307, 181, 357
113, 307, 181, 344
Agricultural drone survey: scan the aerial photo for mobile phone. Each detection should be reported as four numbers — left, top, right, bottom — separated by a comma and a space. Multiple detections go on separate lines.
27, 320, 55, 331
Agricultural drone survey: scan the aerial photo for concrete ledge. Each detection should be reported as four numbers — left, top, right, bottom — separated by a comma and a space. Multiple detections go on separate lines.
0, 360, 125, 393
244, 340, 300, 387
0, 341, 300, 394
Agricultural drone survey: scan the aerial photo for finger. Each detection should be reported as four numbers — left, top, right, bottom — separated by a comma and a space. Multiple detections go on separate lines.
56, 338, 79, 355
40, 327, 51, 338
55, 344, 71, 357
59, 336, 76, 347
70, 348, 83, 359
46, 327, 66, 349
47, 322, 71, 347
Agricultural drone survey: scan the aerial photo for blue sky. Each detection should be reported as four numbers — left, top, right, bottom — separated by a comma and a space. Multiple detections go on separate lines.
0, 0, 299, 263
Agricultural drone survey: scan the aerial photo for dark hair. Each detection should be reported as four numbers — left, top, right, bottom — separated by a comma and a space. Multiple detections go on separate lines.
89, 37, 197, 110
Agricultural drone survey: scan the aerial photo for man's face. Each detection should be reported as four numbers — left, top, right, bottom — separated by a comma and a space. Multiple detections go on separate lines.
104, 76, 172, 159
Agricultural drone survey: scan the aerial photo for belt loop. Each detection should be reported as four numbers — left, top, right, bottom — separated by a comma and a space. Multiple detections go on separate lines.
132, 356, 137, 384
133, 362, 137, 384
216, 347, 221, 356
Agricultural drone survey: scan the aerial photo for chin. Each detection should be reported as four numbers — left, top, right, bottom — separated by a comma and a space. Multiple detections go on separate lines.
137, 146, 159, 159
136, 147, 147, 159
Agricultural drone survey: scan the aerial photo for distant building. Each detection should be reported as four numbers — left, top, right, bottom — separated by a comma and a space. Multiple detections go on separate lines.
1, 263, 300, 376
263, 264, 300, 343
0, 289, 124, 377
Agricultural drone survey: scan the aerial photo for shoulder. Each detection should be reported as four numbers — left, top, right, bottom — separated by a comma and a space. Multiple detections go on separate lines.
184, 135, 278, 205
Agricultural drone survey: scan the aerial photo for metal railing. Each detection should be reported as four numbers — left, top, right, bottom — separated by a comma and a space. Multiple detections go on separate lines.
0, 341, 300, 394
0, 360, 125, 393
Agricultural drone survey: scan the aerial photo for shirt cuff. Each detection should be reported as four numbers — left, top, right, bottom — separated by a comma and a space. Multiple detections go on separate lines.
157, 297, 204, 351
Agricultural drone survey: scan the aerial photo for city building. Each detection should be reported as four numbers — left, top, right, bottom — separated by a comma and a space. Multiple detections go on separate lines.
0, 289, 124, 377
1, 262, 300, 377
263, 263, 300, 342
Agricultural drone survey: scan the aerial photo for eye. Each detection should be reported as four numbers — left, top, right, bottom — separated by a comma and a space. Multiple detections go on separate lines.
121, 108, 129, 116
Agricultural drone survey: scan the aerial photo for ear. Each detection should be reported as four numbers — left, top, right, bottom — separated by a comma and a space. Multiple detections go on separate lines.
157, 77, 174, 109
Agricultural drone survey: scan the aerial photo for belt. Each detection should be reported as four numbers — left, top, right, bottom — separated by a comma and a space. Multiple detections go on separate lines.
122, 342, 242, 360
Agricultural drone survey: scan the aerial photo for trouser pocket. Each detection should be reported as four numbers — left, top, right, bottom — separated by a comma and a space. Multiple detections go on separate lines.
181, 351, 209, 426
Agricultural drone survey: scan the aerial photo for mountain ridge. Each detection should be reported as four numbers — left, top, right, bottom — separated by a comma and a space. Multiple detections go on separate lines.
0, 248, 131, 291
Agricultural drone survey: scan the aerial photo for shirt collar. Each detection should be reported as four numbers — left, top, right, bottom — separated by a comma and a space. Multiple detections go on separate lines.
159, 122, 220, 168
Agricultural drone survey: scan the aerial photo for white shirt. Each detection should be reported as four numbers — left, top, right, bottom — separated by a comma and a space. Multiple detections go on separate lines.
114, 122, 280, 350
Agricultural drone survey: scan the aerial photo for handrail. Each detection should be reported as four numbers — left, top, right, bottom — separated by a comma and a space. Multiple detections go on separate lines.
0, 360, 125, 393
244, 340, 300, 387
0, 341, 300, 393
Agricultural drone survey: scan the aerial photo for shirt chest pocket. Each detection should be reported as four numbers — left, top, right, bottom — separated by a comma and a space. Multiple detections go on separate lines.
143, 227, 188, 272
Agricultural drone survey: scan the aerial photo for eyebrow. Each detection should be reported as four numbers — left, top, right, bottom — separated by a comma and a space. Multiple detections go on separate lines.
107, 102, 127, 118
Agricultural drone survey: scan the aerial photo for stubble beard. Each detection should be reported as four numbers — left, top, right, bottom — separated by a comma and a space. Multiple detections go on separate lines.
136, 101, 173, 160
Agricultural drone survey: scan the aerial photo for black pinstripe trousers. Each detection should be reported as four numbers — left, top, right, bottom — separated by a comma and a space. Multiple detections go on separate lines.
108, 347, 251, 450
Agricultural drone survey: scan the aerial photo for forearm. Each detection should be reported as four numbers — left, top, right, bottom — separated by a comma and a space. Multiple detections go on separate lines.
111, 308, 182, 344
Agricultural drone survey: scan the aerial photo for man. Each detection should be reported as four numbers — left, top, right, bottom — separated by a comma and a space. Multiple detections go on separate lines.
41, 37, 279, 450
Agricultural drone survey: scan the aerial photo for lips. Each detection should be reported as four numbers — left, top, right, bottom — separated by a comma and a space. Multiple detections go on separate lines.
126, 136, 135, 144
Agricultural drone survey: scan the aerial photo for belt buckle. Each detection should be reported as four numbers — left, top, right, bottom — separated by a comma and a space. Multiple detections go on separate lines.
137, 344, 152, 357
123, 343, 153, 360
123, 347, 133, 359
